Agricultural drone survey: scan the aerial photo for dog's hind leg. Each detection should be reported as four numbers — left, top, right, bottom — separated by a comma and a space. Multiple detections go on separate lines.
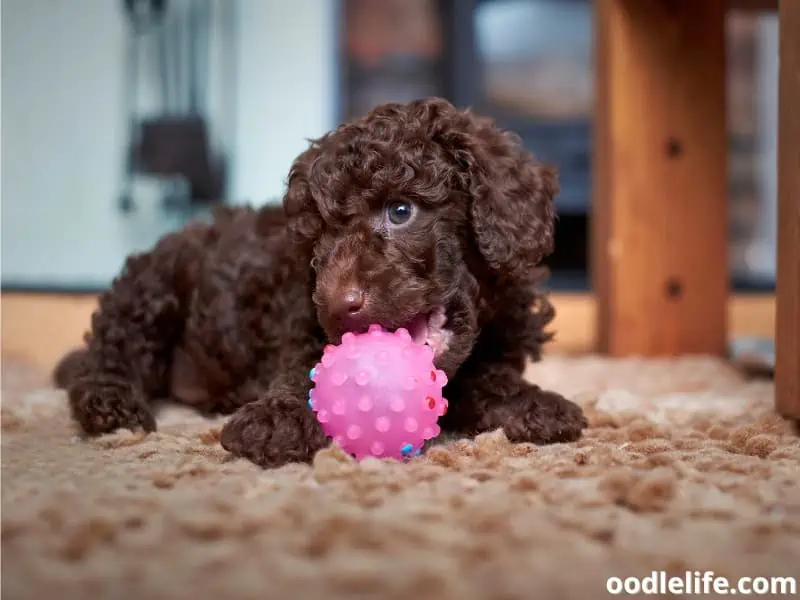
65, 231, 201, 436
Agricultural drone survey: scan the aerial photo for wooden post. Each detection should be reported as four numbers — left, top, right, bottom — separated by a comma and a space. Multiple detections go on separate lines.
775, 0, 800, 419
592, 0, 728, 356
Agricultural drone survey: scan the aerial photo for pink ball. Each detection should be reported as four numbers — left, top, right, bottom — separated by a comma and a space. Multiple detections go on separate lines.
308, 324, 448, 460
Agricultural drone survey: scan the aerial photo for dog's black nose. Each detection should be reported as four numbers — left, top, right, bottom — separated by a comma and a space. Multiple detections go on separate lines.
333, 287, 365, 317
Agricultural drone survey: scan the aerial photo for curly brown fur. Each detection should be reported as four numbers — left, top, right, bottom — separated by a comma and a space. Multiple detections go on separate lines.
58, 98, 587, 468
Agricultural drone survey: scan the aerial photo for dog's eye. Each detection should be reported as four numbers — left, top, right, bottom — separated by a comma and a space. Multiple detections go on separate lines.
387, 201, 413, 226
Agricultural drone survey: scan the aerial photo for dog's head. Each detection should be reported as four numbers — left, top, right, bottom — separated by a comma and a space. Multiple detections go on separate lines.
284, 98, 557, 375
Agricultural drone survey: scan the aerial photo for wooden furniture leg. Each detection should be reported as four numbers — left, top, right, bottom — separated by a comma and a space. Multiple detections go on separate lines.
775, 0, 800, 419
592, 0, 728, 356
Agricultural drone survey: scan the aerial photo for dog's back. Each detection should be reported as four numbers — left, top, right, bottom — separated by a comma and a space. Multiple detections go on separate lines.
52, 203, 292, 391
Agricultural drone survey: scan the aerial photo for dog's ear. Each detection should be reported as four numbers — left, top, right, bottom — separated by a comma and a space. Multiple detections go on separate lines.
452, 112, 558, 280
282, 145, 324, 246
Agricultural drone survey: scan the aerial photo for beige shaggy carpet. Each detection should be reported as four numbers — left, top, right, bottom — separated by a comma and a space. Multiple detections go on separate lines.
2, 356, 799, 600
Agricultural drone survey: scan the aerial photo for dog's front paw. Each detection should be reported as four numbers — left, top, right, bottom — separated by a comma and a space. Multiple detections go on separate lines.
68, 378, 156, 436
220, 396, 330, 468
502, 388, 587, 445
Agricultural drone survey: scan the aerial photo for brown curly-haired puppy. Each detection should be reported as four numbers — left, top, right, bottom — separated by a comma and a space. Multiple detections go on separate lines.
55, 98, 587, 468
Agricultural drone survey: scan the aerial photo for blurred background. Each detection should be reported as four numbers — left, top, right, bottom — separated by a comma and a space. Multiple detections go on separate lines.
0, 0, 779, 294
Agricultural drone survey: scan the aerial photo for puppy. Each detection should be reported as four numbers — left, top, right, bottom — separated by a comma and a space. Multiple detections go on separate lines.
56, 98, 587, 468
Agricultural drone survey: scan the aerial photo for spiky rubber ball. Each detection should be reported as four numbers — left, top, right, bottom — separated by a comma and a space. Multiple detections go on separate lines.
308, 324, 448, 460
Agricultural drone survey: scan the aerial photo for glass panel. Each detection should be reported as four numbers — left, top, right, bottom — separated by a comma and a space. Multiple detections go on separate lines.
472, 0, 593, 215
474, 0, 592, 121
341, 0, 447, 120
727, 11, 778, 287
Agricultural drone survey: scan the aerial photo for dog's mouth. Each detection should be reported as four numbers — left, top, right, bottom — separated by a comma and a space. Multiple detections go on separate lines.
395, 306, 452, 358
334, 305, 452, 358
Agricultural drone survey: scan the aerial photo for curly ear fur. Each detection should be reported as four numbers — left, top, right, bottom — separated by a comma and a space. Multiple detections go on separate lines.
283, 144, 324, 246
407, 98, 557, 280
463, 116, 558, 280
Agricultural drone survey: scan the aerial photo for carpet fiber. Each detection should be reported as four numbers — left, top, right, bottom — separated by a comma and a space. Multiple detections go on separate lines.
2, 356, 799, 600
